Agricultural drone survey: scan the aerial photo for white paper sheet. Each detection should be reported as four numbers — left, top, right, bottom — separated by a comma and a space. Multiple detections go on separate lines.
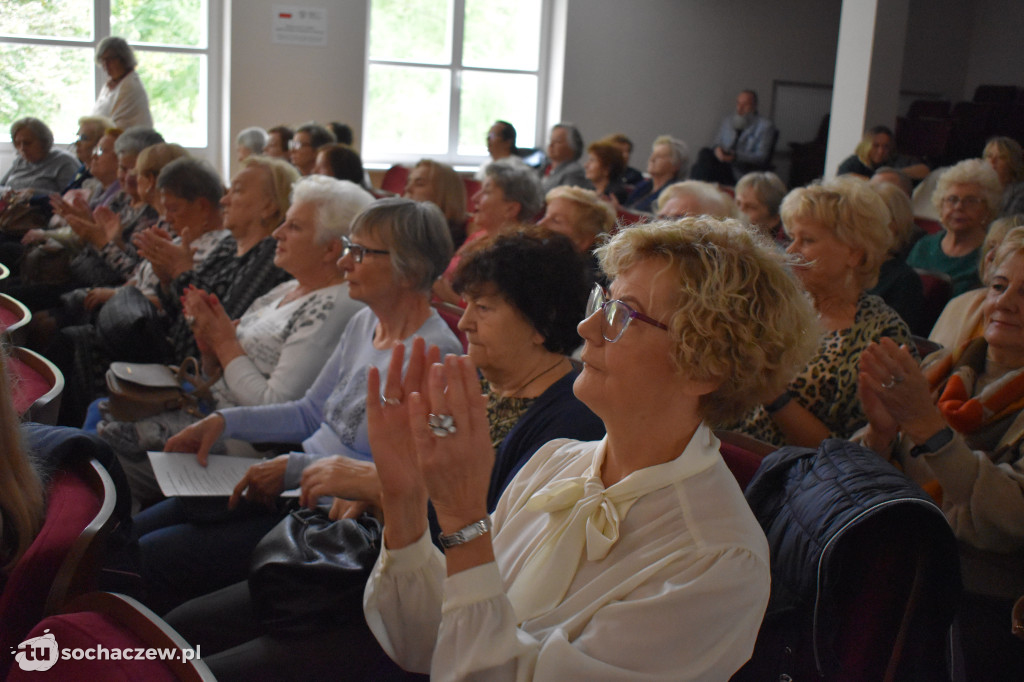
148, 451, 299, 497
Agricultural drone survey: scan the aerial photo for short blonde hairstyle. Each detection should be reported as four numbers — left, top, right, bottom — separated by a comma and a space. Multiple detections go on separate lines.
1, 349, 45, 570
596, 218, 819, 425
656, 180, 736, 218
545, 185, 615, 241
990, 225, 1024, 277
871, 180, 916, 253
982, 214, 1024, 283
931, 158, 1002, 218
243, 156, 301, 228
136, 143, 188, 179
781, 176, 893, 290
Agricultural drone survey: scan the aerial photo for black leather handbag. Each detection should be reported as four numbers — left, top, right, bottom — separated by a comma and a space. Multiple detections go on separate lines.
248, 506, 382, 636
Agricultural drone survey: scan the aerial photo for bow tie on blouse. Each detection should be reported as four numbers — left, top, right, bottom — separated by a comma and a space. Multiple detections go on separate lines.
506, 474, 643, 623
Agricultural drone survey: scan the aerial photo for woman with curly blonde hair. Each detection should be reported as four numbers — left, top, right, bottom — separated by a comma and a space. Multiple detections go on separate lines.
735, 176, 914, 447
364, 216, 818, 679
0, 351, 45, 572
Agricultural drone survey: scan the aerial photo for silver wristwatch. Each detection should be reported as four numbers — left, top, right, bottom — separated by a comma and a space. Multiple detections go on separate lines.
438, 516, 492, 549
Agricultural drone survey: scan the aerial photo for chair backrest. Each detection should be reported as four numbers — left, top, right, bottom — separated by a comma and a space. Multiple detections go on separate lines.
714, 429, 775, 490
973, 84, 1021, 104
896, 116, 953, 160
463, 177, 482, 213
915, 269, 953, 337
913, 217, 943, 235
0, 262, 9, 281
0, 459, 117, 677
9, 346, 64, 425
0, 292, 32, 345
7, 592, 215, 681
380, 164, 410, 195
431, 301, 468, 352
908, 99, 952, 120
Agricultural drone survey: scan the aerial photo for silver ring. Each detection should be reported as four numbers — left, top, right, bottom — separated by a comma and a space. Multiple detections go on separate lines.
427, 413, 456, 437
882, 376, 897, 389
184, 315, 196, 326
380, 391, 401, 407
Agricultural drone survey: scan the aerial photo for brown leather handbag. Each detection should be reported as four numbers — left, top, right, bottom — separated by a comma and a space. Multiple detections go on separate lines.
104, 357, 220, 421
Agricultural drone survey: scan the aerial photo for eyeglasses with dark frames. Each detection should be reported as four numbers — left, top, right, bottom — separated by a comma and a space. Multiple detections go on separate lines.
341, 236, 390, 264
585, 284, 669, 343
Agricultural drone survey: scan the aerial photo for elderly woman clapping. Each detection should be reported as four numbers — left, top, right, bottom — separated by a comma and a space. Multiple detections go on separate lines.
364, 217, 818, 679
859, 226, 1024, 680
99, 176, 373, 508
735, 176, 914, 447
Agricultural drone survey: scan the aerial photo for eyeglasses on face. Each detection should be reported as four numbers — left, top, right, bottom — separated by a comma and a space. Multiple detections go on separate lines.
942, 195, 984, 209
585, 284, 669, 343
288, 139, 312, 151
341, 236, 390, 264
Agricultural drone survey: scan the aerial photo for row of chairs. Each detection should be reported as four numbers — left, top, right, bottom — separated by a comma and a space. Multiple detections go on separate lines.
1, 291, 65, 424
379, 164, 484, 212
0, 454, 214, 679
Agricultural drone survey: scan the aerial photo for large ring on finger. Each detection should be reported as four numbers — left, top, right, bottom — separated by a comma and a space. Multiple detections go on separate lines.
380, 391, 401, 407
882, 376, 897, 389
428, 413, 456, 437
184, 315, 196, 326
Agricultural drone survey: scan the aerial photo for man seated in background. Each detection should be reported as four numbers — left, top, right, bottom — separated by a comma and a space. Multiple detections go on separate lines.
690, 89, 776, 185
540, 122, 589, 192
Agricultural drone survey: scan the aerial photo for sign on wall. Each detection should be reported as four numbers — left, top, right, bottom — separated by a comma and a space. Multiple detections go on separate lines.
272, 5, 328, 46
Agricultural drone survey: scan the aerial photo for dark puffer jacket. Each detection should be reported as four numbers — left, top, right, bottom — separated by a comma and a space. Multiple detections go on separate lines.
733, 438, 961, 682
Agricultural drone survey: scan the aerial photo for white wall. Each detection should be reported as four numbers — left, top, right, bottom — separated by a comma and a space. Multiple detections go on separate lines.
560, 0, 843, 167
227, 0, 368, 177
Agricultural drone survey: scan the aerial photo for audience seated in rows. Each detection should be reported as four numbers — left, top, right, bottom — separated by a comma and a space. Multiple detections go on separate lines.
163, 228, 605, 680
131, 199, 461, 614
1, 118, 80, 195
99, 176, 373, 510
733, 176, 914, 447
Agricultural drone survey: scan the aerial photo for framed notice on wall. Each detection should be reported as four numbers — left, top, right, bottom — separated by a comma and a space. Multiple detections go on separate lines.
272, 5, 328, 46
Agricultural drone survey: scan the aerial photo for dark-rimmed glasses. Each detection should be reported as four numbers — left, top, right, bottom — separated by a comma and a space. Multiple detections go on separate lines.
341, 236, 390, 264
585, 284, 669, 343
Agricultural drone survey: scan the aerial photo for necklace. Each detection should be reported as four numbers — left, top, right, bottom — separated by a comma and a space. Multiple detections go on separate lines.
501, 357, 567, 398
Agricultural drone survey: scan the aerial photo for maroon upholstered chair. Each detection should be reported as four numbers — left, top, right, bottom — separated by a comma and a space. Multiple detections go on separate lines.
380, 164, 410, 195
0, 292, 31, 345
914, 269, 953, 338
715, 429, 775, 490
0, 459, 116, 677
7, 592, 214, 681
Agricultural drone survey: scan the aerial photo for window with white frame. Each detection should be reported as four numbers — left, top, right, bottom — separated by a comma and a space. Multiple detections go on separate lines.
364, 0, 547, 165
0, 0, 219, 151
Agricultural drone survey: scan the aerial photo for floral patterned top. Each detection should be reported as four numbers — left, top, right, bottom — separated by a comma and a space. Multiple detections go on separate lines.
736, 294, 915, 447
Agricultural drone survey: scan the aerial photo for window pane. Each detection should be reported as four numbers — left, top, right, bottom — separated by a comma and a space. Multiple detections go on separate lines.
463, 0, 540, 71
0, 44, 94, 143
370, 0, 452, 65
365, 65, 450, 155
111, 0, 206, 47
138, 51, 207, 147
0, 0, 93, 40
458, 71, 537, 156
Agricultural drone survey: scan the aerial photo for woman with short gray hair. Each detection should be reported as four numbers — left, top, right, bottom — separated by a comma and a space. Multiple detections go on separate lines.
93, 36, 153, 129
432, 158, 543, 305
626, 135, 690, 213
2, 117, 80, 193
236, 127, 269, 161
